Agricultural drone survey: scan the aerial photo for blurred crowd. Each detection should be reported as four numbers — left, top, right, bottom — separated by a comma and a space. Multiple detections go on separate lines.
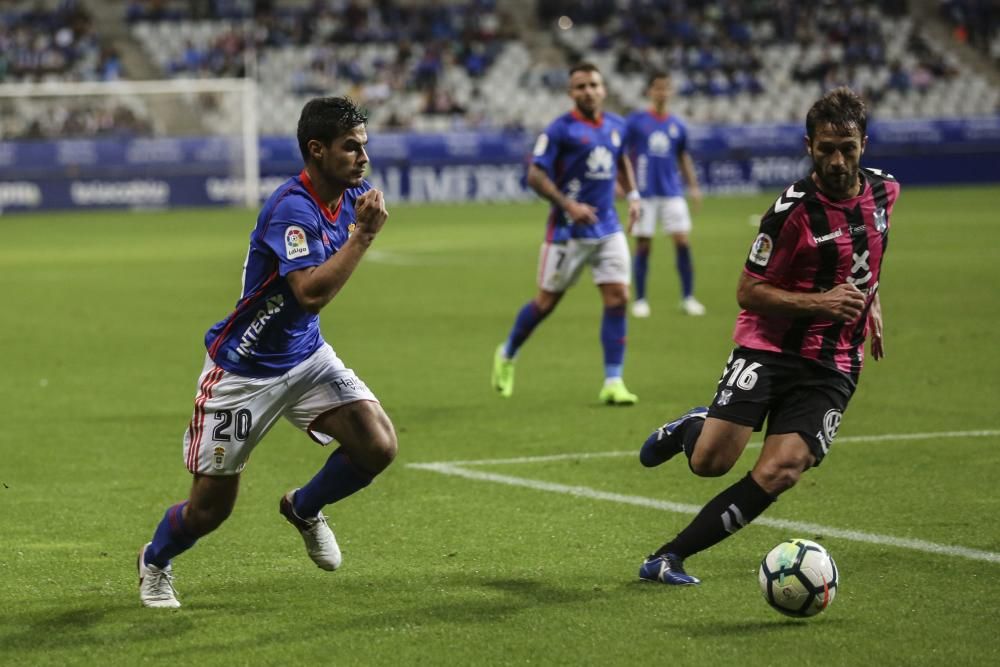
534, 0, 966, 104
0, 0, 121, 83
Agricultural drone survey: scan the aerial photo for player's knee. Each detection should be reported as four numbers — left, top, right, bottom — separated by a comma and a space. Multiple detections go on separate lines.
689, 448, 734, 477
754, 460, 809, 495
368, 422, 398, 471
185, 501, 233, 536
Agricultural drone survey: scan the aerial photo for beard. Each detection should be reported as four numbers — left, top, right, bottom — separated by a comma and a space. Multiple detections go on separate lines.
814, 160, 858, 198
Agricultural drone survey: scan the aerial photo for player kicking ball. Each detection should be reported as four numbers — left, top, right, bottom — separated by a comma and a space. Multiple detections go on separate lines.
137, 97, 397, 608
637, 88, 897, 585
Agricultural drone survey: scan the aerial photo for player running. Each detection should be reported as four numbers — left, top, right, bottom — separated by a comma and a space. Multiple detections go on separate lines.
636, 87, 898, 585
491, 62, 642, 405
624, 71, 705, 318
137, 97, 397, 608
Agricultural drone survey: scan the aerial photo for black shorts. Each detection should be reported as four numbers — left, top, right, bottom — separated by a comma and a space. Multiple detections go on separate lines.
707, 347, 855, 465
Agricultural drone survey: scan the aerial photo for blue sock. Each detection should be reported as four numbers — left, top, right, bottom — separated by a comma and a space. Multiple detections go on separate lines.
145, 501, 197, 568
676, 245, 694, 299
601, 305, 627, 379
634, 247, 650, 301
504, 301, 549, 358
293, 449, 374, 519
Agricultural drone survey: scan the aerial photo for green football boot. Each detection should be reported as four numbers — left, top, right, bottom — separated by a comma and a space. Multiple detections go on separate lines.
599, 378, 638, 406
491, 344, 515, 398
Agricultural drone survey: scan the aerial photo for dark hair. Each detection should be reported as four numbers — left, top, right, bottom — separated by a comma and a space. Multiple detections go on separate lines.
646, 70, 669, 89
806, 87, 867, 141
296, 97, 369, 163
569, 61, 601, 77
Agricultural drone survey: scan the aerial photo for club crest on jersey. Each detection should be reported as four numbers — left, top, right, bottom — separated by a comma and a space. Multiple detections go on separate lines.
213, 446, 226, 471
748, 233, 773, 266
586, 146, 614, 179
610, 129, 621, 148
285, 226, 309, 259
648, 131, 671, 156
874, 207, 887, 232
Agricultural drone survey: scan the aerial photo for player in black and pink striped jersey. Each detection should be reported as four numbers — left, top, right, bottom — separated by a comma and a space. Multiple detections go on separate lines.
636, 87, 900, 586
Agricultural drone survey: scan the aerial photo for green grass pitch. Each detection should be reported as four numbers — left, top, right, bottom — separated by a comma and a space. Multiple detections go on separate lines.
1, 185, 998, 665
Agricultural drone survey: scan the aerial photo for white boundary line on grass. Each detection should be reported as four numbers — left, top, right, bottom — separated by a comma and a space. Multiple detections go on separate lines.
406, 429, 1000, 564
412, 429, 1000, 468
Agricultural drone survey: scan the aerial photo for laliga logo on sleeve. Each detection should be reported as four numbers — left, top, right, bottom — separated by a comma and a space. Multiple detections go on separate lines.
285, 226, 310, 259
748, 233, 773, 266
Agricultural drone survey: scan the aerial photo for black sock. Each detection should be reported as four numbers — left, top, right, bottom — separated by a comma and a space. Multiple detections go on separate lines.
655, 472, 774, 559
679, 418, 704, 461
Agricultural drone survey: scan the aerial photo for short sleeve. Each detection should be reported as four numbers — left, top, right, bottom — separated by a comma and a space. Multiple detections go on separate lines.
260, 196, 326, 276
531, 119, 564, 175
622, 114, 639, 152
675, 120, 688, 155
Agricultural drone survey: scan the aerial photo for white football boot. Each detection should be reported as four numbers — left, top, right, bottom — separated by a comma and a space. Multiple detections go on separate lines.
138, 543, 181, 608
280, 490, 342, 571
631, 299, 651, 318
682, 296, 706, 316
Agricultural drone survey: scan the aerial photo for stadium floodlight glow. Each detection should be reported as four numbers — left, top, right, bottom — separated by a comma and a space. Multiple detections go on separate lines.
0, 78, 260, 209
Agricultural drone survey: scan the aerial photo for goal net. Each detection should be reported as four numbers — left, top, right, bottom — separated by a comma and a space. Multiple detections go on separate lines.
0, 78, 259, 211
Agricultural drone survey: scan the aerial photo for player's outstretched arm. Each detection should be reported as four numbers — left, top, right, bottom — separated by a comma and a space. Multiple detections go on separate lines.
526, 164, 597, 224
737, 274, 866, 323
286, 189, 388, 314
868, 291, 884, 360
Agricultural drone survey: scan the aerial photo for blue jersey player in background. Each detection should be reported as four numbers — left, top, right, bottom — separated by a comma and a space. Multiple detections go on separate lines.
137, 97, 397, 608
491, 62, 642, 405
624, 72, 705, 318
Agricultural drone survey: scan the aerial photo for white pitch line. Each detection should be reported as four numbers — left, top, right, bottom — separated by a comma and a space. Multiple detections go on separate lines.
405, 462, 1000, 564
415, 429, 1000, 467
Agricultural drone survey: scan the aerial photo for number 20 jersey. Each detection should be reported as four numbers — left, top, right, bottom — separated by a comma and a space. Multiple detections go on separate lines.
735, 168, 900, 385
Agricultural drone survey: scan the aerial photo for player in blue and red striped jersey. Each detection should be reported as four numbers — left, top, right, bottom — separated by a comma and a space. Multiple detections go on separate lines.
491, 62, 643, 405
636, 87, 899, 585
624, 71, 705, 318
137, 97, 397, 608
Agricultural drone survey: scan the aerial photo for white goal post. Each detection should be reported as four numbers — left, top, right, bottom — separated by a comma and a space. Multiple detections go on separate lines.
0, 77, 260, 209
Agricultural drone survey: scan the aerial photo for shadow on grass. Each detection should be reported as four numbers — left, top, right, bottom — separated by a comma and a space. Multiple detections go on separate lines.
0, 573, 595, 657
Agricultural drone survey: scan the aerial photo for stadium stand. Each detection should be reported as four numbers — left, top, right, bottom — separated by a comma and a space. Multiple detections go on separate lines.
8, 0, 993, 135
541, 0, 998, 124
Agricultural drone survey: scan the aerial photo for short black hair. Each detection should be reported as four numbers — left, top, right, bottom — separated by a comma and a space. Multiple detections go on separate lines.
296, 97, 369, 163
806, 87, 867, 141
569, 61, 601, 77
646, 70, 669, 89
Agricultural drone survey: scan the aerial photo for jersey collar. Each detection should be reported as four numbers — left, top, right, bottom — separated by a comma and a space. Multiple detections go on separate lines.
299, 169, 344, 223
571, 109, 603, 128
647, 108, 670, 122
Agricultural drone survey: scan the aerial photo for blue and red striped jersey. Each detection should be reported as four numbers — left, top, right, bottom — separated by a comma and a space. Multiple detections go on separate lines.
204, 170, 371, 377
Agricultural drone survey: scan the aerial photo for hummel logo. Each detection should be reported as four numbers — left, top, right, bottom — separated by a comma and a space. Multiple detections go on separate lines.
773, 185, 805, 213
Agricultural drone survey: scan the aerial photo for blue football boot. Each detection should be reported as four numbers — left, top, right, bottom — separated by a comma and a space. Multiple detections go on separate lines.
638, 553, 701, 586
638, 406, 708, 468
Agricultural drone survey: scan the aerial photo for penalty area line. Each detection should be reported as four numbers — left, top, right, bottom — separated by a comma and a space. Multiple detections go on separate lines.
405, 462, 1000, 565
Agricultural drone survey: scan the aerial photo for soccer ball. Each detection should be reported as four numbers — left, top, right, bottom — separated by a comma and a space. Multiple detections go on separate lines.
758, 538, 838, 617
